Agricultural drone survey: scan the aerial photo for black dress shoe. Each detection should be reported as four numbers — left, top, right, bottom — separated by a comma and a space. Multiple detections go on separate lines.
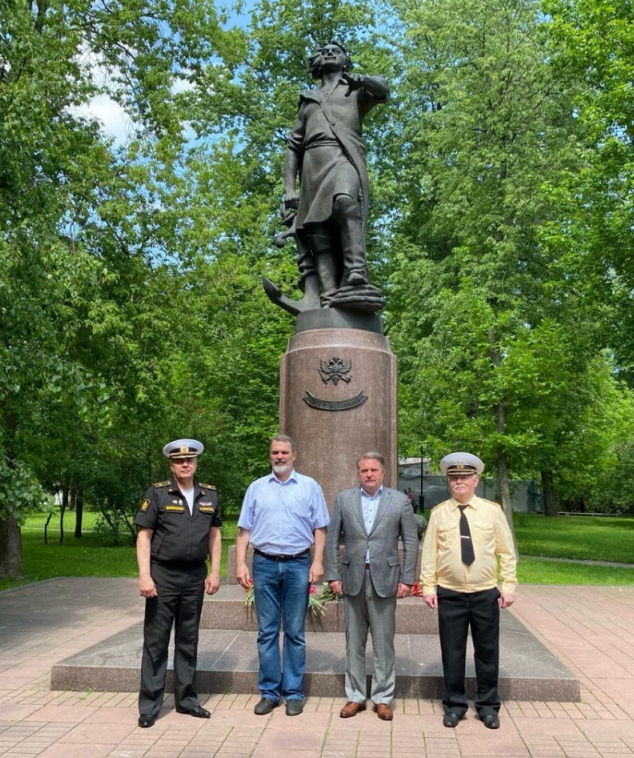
482, 714, 500, 729
176, 705, 211, 718
443, 712, 461, 728
285, 698, 304, 716
138, 714, 156, 728
254, 697, 280, 715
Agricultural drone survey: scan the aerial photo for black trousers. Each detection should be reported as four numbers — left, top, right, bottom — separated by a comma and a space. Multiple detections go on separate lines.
437, 586, 501, 717
139, 560, 207, 716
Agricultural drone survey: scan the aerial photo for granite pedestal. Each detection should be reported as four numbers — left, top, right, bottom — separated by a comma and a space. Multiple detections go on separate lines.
279, 324, 397, 507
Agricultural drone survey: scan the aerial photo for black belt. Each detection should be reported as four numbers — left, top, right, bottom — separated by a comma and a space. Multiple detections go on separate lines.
253, 548, 310, 561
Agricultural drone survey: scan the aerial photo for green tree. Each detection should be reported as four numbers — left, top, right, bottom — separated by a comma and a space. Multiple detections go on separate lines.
0, 0, 227, 574
384, 0, 600, 524
545, 0, 634, 376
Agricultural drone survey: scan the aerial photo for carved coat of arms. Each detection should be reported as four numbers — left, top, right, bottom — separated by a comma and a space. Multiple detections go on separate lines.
304, 356, 367, 411
319, 356, 352, 385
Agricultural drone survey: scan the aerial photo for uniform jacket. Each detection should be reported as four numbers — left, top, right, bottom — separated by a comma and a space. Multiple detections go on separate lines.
134, 478, 221, 564
325, 485, 418, 597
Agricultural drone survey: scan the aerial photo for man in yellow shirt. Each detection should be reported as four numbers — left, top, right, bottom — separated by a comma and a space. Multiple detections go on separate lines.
421, 452, 517, 730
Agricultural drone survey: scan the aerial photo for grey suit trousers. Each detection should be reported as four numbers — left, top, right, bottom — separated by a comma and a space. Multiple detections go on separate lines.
344, 568, 397, 704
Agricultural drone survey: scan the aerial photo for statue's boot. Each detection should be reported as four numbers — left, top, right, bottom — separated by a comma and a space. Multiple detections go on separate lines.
308, 231, 340, 307
333, 194, 369, 286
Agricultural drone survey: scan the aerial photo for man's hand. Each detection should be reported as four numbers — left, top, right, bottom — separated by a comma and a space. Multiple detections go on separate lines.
423, 592, 438, 609
205, 572, 220, 595
139, 576, 157, 598
236, 563, 251, 590
329, 580, 343, 596
309, 560, 324, 584
284, 190, 300, 212
343, 72, 366, 95
499, 592, 515, 609
235, 528, 251, 590
396, 583, 411, 599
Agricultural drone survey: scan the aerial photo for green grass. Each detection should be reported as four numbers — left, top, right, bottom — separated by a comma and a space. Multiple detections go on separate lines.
21, 511, 101, 533
512, 512, 634, 563
0, 514, 239, 593
2, 512, 634, 593
517, 556, 634, 585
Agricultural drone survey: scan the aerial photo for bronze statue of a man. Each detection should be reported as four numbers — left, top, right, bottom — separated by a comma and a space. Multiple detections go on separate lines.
273, 41, 388, 313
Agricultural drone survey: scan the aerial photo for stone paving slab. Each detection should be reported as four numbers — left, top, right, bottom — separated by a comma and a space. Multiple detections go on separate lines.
50, 608, 578, 701
1, 579, 633, 757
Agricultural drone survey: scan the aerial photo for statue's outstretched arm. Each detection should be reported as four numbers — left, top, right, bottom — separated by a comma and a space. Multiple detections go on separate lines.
342, 73, 389, 101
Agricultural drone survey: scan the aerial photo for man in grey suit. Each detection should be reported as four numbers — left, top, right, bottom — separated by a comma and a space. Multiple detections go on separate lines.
325, 452, 418, 720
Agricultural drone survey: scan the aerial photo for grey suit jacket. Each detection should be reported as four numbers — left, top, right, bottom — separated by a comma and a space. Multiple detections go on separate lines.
325, 486, 418, 597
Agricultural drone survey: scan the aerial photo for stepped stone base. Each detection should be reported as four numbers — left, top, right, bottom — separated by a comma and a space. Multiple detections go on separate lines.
50, 610, 580, 702
200, 585, 438, 634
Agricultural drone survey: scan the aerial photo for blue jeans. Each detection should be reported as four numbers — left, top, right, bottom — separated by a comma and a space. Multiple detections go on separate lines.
252, 551, 310, 701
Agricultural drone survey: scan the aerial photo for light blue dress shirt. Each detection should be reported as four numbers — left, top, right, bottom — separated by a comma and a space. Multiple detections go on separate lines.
238, 469, 330, 555
361, 485, 383, 562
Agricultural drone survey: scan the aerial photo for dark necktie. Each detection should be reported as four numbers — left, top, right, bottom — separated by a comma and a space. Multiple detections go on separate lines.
458, 505, 475, 565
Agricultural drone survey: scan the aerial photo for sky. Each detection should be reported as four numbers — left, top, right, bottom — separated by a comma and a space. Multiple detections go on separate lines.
74, 1, 253, 146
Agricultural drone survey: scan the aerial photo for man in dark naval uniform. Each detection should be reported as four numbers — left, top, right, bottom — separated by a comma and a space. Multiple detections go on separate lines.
135, 438, 221, 728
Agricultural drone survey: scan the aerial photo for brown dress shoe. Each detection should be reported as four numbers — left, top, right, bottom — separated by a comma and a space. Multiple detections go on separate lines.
373, 703, 393, 721
340, 701, 366, 718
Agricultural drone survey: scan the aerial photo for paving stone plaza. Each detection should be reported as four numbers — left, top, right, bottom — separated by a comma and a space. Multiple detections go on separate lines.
1, 578, 634, 757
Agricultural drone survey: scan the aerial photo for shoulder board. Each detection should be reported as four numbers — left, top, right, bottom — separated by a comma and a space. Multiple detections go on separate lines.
430, 499, 450, 512
479, 497, 502, 508
199, 483, 216, 490
153, 480, 170, 488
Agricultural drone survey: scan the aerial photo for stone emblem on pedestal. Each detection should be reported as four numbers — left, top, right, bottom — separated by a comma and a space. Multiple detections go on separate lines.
319, 357, 352, 385
304, 356, 367, 411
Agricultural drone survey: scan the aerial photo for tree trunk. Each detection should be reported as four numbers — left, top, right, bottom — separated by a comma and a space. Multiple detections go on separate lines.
99, 498, 120, 545
541, 469, 558, 517
74, 486, 83, 539
495, 442, 518, 555
487, 346, 518, 552
0, 408, 22, 577
0, 512, 22, 578
59, 486, 68, 545
44, 511, 54, 544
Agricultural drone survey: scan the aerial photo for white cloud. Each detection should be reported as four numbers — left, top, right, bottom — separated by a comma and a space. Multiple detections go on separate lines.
72, 93, 135, 145
172, 75, 195, 95
68, 42, 138, 146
